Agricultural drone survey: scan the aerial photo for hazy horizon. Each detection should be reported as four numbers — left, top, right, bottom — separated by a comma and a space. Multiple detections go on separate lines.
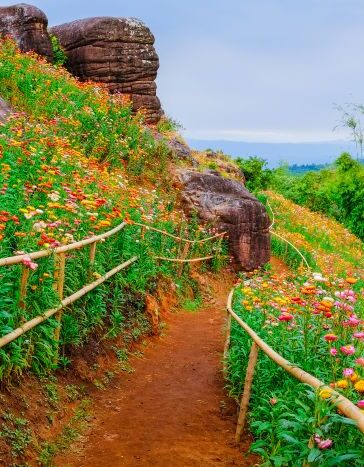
187, 138, 358, 168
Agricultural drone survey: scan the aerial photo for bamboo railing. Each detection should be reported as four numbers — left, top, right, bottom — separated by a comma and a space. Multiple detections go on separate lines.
225, 288, 364, 442
265, 196, 311, 271
0, 220, 226, 355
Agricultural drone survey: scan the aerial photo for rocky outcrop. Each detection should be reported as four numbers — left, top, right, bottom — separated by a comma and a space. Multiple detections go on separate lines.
0, 3, 53, 61
50, 17, 162, 123
177, 170, 270, 271
155, 133, 198, 166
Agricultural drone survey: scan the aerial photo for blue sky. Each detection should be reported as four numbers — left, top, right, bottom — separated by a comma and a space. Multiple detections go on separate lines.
3, 0, 364, 143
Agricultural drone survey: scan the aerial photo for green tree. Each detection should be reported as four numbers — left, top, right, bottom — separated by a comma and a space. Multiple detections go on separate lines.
236, 156, 272, 193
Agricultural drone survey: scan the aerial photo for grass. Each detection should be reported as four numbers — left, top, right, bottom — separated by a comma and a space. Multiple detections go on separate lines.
182, 297, 202, 313
0, 411, 33, 458
38, 399, 91, 466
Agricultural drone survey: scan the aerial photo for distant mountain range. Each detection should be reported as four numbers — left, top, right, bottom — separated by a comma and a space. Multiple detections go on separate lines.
187, 139, 358, 168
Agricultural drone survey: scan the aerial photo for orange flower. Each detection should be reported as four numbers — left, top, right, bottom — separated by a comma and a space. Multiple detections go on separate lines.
354, 380, 364, 393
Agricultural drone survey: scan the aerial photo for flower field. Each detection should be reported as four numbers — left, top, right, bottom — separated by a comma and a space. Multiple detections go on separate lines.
0, 39, 222, 381
227, 194, 364, 465
265, 191, 364, 275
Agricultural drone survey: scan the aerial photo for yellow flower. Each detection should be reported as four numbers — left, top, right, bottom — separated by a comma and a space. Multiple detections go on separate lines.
354, 380, 364, 393
335, 380, 348, 389
319, 388, 333, 399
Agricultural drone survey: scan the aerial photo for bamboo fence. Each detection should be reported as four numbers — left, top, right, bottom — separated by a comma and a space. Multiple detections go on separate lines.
225, 288, 364, 442
0, 220, 226, 353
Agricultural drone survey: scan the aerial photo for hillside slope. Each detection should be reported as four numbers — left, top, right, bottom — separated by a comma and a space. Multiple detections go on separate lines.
226, 192, 364, 465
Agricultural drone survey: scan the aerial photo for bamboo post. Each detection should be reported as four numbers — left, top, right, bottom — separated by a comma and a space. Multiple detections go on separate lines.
89, 242, 97, 267
223, 311, 232, 375
53, 252, 66, 345
19, 266, 30, 310
88, 241, 97, 279
235, 341, 259, 443
178, 242, 191, 276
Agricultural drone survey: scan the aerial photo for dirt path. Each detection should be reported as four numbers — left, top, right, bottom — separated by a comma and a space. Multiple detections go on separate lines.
55, 271, 257, 466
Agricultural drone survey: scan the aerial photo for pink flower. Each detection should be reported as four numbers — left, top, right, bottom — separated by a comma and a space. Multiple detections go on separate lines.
324, 334, 338, 342
353, 332, 364, 339
355, 357, 364, 367
314, 435, 333, 450
318, 439, 333, 449
343, 315, 360, 327
357, 400, 364, 409
278, 313, 293, 322
22, 255, 38, 270
330, 348, 338, 356
314, 434, 321, 444
343, 368, 354, 377
341, 345, 356, 355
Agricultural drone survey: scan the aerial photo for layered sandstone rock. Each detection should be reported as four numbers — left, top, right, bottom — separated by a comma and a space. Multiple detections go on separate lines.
0, 3, 53, 61
50, 17, 162, 123
177, 170, 270, 271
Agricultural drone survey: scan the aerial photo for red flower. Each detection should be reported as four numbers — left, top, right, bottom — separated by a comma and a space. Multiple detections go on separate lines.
278, 313, 293, 322
324, 334, 338, 342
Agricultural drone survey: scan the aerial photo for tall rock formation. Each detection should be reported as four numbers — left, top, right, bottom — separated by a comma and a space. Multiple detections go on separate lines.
177, 170, 271, 271
50, 17, 162, 123
0, 3, 53, 61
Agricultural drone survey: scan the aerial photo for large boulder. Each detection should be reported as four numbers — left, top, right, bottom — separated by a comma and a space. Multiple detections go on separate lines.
0, 3, 53, 61
177, 170, 270, 271
50, 17, 162, 123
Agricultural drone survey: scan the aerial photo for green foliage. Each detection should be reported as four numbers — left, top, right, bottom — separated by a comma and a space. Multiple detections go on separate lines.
50, 35, 67, 67
0, 38, 167, 172
156, 116, 182, 134
269, 152, 364, 240
182, 296, 202, 313
236, 156, 272, 192
271, 235, 317, 270
0, 411, 33, 457
38, 399, 90, 466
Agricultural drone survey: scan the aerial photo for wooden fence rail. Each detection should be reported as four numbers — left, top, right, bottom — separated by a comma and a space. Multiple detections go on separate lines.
0, 220, 226, 355
225, 287, 364, 442
0, 256, 138, 349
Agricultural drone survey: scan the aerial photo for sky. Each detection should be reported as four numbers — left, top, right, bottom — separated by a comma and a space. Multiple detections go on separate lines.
3, 0, 364, 144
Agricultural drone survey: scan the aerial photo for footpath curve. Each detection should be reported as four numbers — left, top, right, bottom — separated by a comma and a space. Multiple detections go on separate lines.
55, 271, 258, 467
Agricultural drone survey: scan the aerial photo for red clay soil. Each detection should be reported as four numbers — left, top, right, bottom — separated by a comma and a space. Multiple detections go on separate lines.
55, 271, 258, 467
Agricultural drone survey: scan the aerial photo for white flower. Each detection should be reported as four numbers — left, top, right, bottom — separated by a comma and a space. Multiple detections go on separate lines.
48, 192, 60, 202
33, 221, 47, 232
